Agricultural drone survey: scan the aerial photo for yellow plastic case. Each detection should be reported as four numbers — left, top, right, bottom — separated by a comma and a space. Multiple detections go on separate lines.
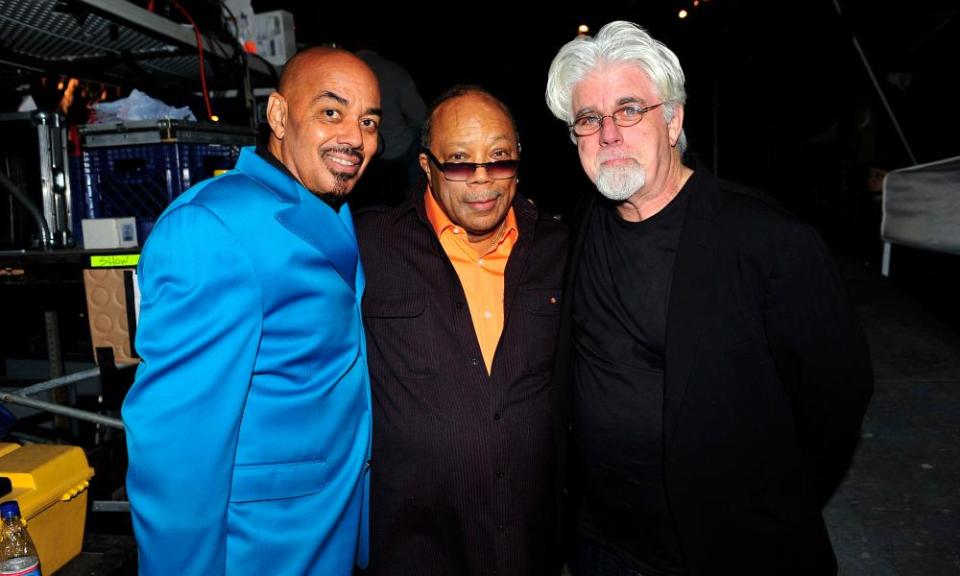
0, 442, 95, 574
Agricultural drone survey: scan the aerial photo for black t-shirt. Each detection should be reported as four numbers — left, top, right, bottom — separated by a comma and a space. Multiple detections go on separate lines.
572, 185, 691, 575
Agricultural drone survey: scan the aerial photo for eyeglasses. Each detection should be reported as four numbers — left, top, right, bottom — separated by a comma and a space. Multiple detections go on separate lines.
422, 148, 519, 182
568, 102, 664, 137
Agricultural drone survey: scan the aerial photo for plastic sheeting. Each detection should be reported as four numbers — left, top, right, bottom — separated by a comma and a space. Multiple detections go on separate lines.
882, 155, 960, 256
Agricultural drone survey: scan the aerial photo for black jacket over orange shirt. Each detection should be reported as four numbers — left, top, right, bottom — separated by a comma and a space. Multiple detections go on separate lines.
356, 190, 568, 576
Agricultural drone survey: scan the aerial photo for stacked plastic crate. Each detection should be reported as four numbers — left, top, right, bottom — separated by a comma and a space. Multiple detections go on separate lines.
80, 120, 256, 243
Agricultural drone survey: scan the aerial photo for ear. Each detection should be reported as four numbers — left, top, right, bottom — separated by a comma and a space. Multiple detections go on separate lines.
266, 92, 288, 140
418, 152, 432, 186
667, 104, 685, 148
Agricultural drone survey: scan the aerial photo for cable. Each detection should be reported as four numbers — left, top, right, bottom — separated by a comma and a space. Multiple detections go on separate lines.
0, 171, 53, 250
168, 0, 215, 120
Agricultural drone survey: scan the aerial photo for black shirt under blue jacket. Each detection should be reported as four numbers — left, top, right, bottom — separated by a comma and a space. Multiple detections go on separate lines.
551, 164, 873, 576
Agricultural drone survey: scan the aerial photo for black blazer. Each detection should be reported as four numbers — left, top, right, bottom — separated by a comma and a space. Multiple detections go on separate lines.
356, 192, 568, 576
552, 166, 873, 575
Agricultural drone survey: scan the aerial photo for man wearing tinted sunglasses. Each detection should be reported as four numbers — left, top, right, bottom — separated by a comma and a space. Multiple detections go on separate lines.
355, 85, 567, 575
545, 21, 873, 576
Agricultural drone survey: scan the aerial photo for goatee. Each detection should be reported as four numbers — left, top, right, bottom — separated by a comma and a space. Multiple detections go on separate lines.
596, 163, 646, 201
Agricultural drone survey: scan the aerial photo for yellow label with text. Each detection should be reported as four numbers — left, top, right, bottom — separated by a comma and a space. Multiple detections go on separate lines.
90, 254, 140, 268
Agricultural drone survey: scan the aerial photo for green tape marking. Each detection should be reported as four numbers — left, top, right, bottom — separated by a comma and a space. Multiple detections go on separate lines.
90, 254, 140, 268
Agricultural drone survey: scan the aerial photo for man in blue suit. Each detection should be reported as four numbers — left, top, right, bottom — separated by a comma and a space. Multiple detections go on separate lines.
123, 47, 382, 575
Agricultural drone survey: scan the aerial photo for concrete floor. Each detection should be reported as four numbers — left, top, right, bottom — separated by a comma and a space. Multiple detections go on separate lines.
824, 260, 960, 575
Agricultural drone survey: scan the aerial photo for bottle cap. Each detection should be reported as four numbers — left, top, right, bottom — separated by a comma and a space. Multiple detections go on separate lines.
0, 500, 21, 520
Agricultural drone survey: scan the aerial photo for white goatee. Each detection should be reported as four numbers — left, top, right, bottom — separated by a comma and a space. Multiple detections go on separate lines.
596, 163, 646, 201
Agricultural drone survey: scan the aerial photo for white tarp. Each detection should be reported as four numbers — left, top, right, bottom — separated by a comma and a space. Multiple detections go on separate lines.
882, 155, 960, 256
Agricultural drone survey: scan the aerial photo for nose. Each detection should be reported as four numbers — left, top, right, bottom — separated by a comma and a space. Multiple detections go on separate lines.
338, 119, 364, 149
598, 116, 623, 147
468, 164, 494, 184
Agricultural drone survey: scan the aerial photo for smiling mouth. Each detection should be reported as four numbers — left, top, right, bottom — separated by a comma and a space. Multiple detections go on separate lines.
323, 149, 363, 176
326, 155, 360, 172
469, 199, 497, 211
465, 193, 501, 212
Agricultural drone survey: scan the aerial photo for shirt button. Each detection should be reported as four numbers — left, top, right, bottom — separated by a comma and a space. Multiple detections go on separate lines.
496, 471, 504, 478
471, 357, 479, 367
494, 413, 501, 421
453, 227, 461, 234
364, 459, 371, 471
483, 310, 492, 319
456, 302, 464, 310
497, 524, 505, 534
477, 258, 484, 266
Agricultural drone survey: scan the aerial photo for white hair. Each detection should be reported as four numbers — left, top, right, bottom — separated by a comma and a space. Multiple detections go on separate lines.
545, 21, 688, 153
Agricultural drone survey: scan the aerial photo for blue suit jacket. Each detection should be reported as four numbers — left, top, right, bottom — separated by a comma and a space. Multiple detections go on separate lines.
123, 148, 372, 575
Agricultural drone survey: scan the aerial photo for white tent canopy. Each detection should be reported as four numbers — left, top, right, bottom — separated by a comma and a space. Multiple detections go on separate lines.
881, 155, 960, 275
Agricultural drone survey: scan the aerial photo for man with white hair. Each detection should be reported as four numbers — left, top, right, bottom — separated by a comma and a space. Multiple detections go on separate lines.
546, 21, 873, 575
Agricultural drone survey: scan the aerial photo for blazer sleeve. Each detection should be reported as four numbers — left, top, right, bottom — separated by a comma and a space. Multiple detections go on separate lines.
123, 203, 263, 575
762, 221, 874, 505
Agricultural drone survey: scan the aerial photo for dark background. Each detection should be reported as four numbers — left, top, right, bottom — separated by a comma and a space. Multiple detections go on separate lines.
254, 0, 959, 220
248, 0, 960, 327
2, 0, 958, 350
6, 0, 956, 228
0, 6, 957, 571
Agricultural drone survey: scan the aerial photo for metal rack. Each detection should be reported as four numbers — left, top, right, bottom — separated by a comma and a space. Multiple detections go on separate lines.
1, 366, 125, 430
0, 0, 277, 117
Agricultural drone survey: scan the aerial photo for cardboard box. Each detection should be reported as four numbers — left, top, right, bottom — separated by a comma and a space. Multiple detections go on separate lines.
0, 443, 95, 575
81, 217, 138, 249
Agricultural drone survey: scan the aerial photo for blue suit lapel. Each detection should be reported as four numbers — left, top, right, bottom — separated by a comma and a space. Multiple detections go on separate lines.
235, 148, 358, 291
275, 201, 358, 291
352, 209, 366, 300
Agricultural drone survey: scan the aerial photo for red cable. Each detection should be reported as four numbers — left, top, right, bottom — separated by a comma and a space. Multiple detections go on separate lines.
169, 0, 215, 120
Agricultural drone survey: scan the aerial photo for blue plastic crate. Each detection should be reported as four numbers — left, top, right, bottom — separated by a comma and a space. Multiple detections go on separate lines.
68, 155, 86, 246
82, 142, 243, 242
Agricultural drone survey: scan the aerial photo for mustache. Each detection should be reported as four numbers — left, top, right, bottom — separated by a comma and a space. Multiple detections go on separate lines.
597, 152, 637, 164
463, 190, 503, 203
321, 145, 364, 164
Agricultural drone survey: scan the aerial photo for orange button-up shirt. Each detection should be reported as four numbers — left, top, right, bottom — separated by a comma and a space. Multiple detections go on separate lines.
425, 190, 518, 374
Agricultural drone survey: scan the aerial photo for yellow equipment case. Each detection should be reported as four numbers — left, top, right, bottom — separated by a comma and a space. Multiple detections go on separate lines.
0, 443, 95, 574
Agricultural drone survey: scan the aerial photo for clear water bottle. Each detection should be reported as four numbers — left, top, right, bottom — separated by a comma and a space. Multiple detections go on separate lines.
0, 501, 40, 576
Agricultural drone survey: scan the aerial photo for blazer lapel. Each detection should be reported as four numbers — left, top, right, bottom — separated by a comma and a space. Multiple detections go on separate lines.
552, 192, 597, 430
275, 200, 358, 292
502, 197, 537, 324
235, 148, 358, 291
558, 192, 597, 353
349, 207, 366, 301
664, 169, 721, 452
